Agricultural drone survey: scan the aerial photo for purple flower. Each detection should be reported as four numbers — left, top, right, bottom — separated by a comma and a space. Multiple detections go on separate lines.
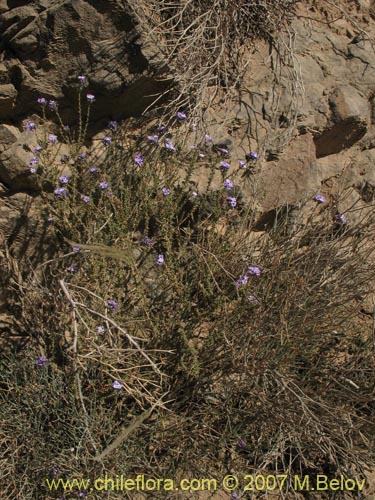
81, 195, 90, 203
102, 136, 112, 146
54, 187, 67, 198
29, 156, 39, 166
231, 493, 240, 500
72, 246, 80, 253
176, 111, 187, 120
37, 97, 47, 105
239, 160, 246, 168
29, 167, 36, 174
67, 265, 76, 273
51, 466, 59, 478
218, 147, 229, 156
157, 124, 168, 133
48, 100, 58, 110
77, 152, 86, 161
248, 265, 261, 276
314, 194, 326, 203
86, 94, 95, 103
112, 380, 123, 390
237, 439, 246, 448
227, 196, 237, 208
220, 161, 230, 171
59, 174, 69, 184
97, 325, 106, 334
26, 121, 36, 131
35, 356, 48, 367
99, 181, 109, 190
108, 120, 118, 131
89, 166, 97, 173
134, 154, 144, 166
156, 254, 165, 265
198, 152, 205, 158
162, 187, 171, 196
335, 213, 346, 225
141, 236, 153, 247
247, 151, 259, 161
164, 138, 176, 152
78, 75, 87, 86
223, 179, 233, 190
107, 300, 119, 312
49, 134, 58, 144
236, 275, 249, 287
47, 216, 54, 222
204, 134, 212, 143
33, 145, 42, 153
147, 134, 159, 143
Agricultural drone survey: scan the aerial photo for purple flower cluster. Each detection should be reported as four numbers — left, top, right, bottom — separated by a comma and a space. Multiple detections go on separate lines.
227, 196, 237, 208
220, 161, 230, 171
162, 187, 171, 196
107, 300, 119, 312
35, 356, 48, 367
134, 154, 144, 166
54, 187, 67, 198
156, 254, 165, 265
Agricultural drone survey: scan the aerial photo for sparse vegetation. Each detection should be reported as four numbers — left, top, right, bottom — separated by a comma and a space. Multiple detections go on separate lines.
0, 75, 375, 500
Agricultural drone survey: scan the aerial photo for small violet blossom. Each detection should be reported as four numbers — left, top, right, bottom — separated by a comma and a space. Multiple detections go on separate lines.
157, 124, 168, 133
59, 174, 69, 184
86, 94, 95, 103
218, 147, 229, 156
147, 134, 159, 143
29, 156, 38, 166
227, 196, 237, 208
81, 195, 90, 203
335, 213, 347, 225
156, 254, 165, 265
204, 134, 212, 143
89, 166, 98, 173
67, 265, 76, 273
220, 161, 230, 171
223, 179, 233, 190
176, 111, 187, 120
35, 356, 48, 367
112, 380, 123, 390
26, 121, 36, 131
33, 145, 42, 153
72, 246, 80, 253
49, 134, 58, 144
107, 300, 119, 312
237, 439, 246, 448
164, 138, 176, 152
239, 160, 246, 169
134, 154, 144, 166
236, 275, 249, 287
99, 181, 109, 190
162, 187, 171, 196
97, 325, 106, 334
248, 265, 261, 276
246, 151, 259, 161
54, 187, 67, 198
314, 194, 326, 203
102, 136, 112, 146
37, 97, 47, 105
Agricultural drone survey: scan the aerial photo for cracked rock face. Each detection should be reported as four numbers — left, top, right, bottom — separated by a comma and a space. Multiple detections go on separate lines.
0, 0, 171, 125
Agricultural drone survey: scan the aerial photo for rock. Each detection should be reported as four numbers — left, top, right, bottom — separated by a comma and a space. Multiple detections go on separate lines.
255, 133, 320, 213
0, 83, 17, 118
0, 124, 20, 153
314, 86, 370, 157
